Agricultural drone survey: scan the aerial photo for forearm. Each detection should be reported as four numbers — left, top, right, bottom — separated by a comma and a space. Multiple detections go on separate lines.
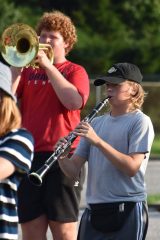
74, 122, 141, 176
10, 66, 22, 94
45, 64, 82, 109
74, 122, 144, 177
0, 158, 15, 180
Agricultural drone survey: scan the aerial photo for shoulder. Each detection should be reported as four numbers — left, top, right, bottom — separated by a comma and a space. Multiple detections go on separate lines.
9, 128, 33, 141
133, 110, 152, 123
4, 128, 34, 150
66, 61, 88, 73
131, 110, 154, 133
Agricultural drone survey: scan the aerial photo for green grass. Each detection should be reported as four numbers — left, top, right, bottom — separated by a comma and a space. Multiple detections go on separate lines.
150, 134, 160, 158
147, 194, 160, 205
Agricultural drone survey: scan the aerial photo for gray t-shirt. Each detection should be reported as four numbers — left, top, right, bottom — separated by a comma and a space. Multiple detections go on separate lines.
75, 110, 154, 203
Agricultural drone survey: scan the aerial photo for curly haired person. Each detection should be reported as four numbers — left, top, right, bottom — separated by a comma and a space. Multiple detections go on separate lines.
11, 10, 89, 240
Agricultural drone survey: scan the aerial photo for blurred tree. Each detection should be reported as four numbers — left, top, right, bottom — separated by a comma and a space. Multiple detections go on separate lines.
11, 0, 79, 14
1, 0, 160, 75
0, 0, 40, 33
0, 0, 41, 64
71, 0, 160, 75
111, 0, 160, 73
0, 0, 159, 131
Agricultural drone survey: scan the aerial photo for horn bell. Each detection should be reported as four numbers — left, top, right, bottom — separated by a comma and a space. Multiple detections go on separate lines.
1, 23, 39, 67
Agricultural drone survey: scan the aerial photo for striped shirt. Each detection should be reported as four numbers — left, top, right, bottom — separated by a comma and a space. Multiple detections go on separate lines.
0, 128, 34, 240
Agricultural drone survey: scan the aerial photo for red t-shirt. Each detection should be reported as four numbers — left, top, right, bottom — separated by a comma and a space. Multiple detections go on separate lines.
17, 61, 89, 152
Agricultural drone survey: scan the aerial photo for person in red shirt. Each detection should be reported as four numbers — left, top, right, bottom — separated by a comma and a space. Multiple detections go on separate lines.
11, 10, 89, 240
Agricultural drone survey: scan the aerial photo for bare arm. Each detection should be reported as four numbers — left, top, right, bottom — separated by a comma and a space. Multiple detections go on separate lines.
37, 51, 83, 110
10, 66, 22, 94
74, 122, 145, 177
0, 158, 15, 180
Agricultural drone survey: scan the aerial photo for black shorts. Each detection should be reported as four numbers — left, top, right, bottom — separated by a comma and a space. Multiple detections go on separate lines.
17, 152, 85, 223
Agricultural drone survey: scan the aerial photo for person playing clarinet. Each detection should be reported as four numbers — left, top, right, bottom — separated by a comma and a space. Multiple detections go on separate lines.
57, 62, 154, 240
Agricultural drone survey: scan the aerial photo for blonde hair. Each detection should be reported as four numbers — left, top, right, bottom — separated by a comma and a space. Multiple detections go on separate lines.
127, 81, 147, 110
0, 91, 21, 136
36, 10, 77, 55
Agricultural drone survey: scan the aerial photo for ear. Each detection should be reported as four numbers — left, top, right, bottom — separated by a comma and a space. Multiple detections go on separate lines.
64, 42, 69, 48
130, 86, 137, 96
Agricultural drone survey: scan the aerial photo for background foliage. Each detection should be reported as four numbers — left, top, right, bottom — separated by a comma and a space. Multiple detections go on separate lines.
1, 0, 160, 75
0, 0, 160, 133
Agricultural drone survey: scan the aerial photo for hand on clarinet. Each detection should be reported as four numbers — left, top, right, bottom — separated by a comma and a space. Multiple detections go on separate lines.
73, 122, 101, 146
54, 137, 71, 160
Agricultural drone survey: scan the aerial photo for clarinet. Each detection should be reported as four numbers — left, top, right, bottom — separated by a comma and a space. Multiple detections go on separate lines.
28, 96, 110, 186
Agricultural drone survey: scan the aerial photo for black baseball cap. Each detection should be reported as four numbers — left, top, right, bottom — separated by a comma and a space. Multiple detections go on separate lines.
94, 62, 143, 86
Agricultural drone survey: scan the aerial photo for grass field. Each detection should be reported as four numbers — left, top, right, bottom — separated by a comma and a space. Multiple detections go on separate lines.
147, 194, 160, 205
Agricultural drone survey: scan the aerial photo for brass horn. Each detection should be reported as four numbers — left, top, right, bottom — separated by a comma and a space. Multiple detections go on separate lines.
0, 23, 54, 68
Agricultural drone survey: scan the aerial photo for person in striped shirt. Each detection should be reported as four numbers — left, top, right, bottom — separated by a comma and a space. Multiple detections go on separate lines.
0, 62, 34, 240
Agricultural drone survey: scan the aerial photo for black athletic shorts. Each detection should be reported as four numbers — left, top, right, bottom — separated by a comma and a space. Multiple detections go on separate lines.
17, 151, 85, 223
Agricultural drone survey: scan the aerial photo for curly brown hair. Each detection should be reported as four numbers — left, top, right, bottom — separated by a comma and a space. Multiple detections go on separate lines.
36, 10, 77, 55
